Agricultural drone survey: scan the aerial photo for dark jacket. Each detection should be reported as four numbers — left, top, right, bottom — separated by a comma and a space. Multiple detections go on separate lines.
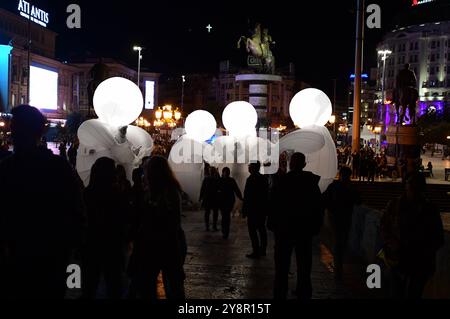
381, 195, 444, 276
199, 176, 220, 209
243, 173, 269, 218
83, 185, 130, 248
218, 177, 243, 211
0, 148, 84, 257
323, 180, 360, 229
130, 189, 187, 270
268, 170, 323, 238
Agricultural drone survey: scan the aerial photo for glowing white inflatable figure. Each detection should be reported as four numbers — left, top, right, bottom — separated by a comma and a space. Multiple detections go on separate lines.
76, 77, 153, 186
281, 88, 338, 193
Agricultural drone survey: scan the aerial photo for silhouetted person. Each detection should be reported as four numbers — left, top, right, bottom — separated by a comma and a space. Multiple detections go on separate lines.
218, 167, 243, 239
0, 105, 84, 299
68, 140, 79, 168
324, 166, 360, 280
243, 161, 269, 259
199, 167, 220, 231
352, 151, 360, 179
59, 142, 67, 160
129, 156, 186, 300
116, 164, 132, 201
427, 162, 434, 178
268, 153, 323, 300
381, 172, 444, 299
82, 157, 130, 299
367, 156, 376, 183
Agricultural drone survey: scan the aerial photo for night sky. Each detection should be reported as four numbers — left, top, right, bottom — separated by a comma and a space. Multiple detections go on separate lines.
1, 0, 414, 98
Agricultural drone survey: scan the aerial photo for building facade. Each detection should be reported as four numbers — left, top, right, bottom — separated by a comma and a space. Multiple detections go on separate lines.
159, 61, 307, 128
376, 1, 450, 126
0, 8, 159, 122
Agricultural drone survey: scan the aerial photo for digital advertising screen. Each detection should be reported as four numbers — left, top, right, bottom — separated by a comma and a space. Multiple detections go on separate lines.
144, 80, 155, 110
29, 64, 58, 110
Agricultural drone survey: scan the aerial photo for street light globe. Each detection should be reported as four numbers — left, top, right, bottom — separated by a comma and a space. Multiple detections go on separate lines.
93, 77, 143, 127
185, 110, 217, 143
289, 88, 332, 128
222, 101, 258, 137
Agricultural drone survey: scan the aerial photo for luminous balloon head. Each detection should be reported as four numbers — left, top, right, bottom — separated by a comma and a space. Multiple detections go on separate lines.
289, 88, 332, 128
222, 101, 258, 137
185, 110, 217, 142
93, 77, 143, 127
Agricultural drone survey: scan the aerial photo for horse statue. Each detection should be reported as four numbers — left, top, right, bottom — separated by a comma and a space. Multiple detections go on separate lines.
237, 23, 275, 74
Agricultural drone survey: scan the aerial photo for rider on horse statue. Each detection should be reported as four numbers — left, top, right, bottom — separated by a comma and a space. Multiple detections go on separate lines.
394, 63, 419, 125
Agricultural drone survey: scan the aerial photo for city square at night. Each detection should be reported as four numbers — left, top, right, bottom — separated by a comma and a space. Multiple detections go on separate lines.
1, 0, 450, 315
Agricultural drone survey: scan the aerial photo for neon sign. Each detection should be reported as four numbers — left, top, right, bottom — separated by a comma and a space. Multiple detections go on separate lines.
412, 0, 435, 6
17, 0, 49, 28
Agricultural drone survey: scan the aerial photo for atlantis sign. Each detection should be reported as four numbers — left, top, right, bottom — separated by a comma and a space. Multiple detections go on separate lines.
412, 0, 435, 6
17, 0, 49, 28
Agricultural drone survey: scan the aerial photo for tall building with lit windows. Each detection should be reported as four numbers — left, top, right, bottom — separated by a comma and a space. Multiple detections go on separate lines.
376, 0, 450, 126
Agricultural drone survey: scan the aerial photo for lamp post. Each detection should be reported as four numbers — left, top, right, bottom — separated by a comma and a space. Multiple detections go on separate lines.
329, 114, 337, 142
352, 0, 365, 153
133, 46, 143, 87
378, 49, 392, 123
27, 0, 32, 104
181, 75, 186, 111
153, 105, 182, 130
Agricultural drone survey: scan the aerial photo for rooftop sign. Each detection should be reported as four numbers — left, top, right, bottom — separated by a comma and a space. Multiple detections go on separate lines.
18, 0, 49, 28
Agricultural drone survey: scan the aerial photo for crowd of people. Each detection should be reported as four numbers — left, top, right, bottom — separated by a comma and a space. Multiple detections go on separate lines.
338, 146, 390, 182
0, 105, 445, 300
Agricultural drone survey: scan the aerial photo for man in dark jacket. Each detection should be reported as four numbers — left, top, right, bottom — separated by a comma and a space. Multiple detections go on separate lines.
218, 167, 243, 239
268, 152, 323, 300
323, 166, 360, 279
381, 172, 444, 299
0, 105, 84, 299
243, 161, 269, 259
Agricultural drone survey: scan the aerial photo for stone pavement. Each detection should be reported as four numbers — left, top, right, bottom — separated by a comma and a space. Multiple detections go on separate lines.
181, 210, 382, 299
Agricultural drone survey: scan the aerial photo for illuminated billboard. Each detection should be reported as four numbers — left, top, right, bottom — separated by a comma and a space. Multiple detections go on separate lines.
145, 80, 155, 110
29, 64, 58, 110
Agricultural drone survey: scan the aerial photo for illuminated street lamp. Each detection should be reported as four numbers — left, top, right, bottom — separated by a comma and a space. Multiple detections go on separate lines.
378, 49, 392, 115
153, 105, 183, 129
163, 105, 173, 120
174, 108, 182, 121
329, 115, 336, 124
133, 46, 143, 87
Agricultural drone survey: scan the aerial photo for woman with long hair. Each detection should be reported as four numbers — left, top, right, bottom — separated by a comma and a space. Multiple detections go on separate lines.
82, 157, 130, 299
129, 156, 187, 300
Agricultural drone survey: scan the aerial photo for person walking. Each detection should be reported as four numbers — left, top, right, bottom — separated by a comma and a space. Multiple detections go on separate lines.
0, 105, 84, 299
427, 162, 434, 178
324, 166, 360, 280
199, 166, 220, 231
128, 156, 187, 300
243, 161, 269, 259
82, 157, 130, 299
218, 167, 243, 239
380, 172, 444, 299
268, 153, 323, 300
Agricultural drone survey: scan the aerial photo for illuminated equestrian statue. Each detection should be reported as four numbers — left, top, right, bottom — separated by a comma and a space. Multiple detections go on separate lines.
237, 23, 276, 74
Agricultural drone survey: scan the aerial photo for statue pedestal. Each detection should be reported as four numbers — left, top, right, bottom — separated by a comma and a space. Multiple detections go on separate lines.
235, 74, 282, 128
385, 125, 421, 173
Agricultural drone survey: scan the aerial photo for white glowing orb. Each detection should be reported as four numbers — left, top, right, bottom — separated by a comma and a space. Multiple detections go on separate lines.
93, 77, 143, 127
185, 110, 217, 142
289, 88, 332, 128
222, 101, 258, 137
